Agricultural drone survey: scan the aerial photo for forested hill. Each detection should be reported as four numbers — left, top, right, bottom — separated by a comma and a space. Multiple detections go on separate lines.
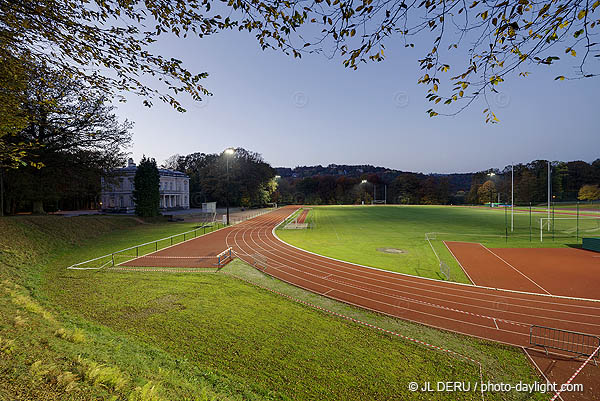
275, 164, 473, 192
273, 160, 600, 205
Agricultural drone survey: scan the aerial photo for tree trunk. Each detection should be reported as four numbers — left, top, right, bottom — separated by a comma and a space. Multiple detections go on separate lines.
0, 167, 4, 217
32, 200, 45, 214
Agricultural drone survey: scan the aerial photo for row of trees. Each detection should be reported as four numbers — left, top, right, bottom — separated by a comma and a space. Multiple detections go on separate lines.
166, 148, 276, 209
467, 160, 600, 205
274, 173, 453, 205
274, 159, 600, 206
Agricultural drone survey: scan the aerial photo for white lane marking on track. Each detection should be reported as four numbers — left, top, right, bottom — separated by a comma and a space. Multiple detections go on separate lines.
229, 210, 600, 354
479, 244, 552, 295
234, 213, 534, 336
227, 209, 600, 344
522, 348, 566, 401
443, 241, 477, 285
271, 214, 600, 306
263, 215, 600, 325
240, 210, 600, 328
493, 318, 499, 330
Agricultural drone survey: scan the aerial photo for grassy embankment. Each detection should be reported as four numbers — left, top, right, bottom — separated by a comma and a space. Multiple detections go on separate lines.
1, 214, 545, 400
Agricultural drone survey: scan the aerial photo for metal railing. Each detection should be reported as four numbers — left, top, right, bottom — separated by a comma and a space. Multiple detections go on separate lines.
529, 325, 600, 363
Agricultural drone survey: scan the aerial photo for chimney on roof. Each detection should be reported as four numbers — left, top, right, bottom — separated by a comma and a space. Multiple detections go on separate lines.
128, 158, 135, 167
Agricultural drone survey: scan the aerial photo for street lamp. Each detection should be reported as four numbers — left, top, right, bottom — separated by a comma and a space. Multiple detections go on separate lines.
487, 172, 496, 207
224, 148, 235, 225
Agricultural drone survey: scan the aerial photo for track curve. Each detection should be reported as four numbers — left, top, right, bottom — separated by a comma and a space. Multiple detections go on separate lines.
223, 207, 600, 348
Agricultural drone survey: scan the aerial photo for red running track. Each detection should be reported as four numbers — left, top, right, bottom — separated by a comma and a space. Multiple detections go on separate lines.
146, 206, 600, 398
225, 207, 600, 346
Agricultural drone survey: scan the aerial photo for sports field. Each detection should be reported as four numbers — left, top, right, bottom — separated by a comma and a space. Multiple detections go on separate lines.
276, 205, 600, 284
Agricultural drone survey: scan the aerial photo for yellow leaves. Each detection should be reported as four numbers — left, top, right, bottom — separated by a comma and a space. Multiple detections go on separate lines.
571, 49, 576, 57
489, 75, 504, 85
555, 75, 565, 81
459, 90, 464, 97
594, 0, 600, 11
577, 9, 587, 20
481, 11, 488, 20
461, 82, 468, 89
433, 83, 439, 92
558, 20, 570, 29
484, 109, 500, 124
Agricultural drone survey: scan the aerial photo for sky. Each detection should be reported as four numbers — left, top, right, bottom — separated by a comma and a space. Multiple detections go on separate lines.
114, 22, 599, 174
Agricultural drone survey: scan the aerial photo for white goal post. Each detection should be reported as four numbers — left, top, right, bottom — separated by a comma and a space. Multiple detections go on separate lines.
538, 217, 600, 242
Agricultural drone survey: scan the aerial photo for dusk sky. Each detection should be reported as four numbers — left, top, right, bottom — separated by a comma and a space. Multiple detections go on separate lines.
115, 26, 599, 174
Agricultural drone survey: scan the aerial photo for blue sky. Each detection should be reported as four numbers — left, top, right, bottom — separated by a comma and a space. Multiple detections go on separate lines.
115, 26, 599, 174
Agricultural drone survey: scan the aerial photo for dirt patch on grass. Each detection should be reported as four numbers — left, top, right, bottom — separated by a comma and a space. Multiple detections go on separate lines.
376, 248, 407, 254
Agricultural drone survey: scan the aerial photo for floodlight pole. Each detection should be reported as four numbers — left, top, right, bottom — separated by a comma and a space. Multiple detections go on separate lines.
224, 148, 235, 225
547, 160, 551, 227
226, 157, 230, 225
384, 184, 387, 204
511, 164, 514, 232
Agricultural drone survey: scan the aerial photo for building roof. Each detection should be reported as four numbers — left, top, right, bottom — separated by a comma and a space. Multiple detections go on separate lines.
111, 158, 189, 178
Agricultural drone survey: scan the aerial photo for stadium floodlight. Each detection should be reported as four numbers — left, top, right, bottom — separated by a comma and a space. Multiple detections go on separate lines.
224, 148, 236, 225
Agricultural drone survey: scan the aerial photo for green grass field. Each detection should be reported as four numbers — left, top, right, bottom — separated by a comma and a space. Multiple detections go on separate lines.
276, 205, 600, 283
0, 214, 547, 400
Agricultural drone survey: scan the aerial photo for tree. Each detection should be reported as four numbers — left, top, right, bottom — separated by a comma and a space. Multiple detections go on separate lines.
578, 185, 600, 201
3, 0, 598, 125
2, 63, 132, 214
0, 1, 219, 114
133, 157, 160, 217
478, 180, 497, 204
0, 56, 41, 170
172, 148, 276, 208
515, 170, 537, 204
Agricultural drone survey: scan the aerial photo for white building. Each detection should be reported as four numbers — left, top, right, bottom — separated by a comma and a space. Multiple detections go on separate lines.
101, 158, 190, 212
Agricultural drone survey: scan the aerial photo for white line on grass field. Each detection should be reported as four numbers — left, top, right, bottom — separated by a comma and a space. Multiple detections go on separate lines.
479, 244, 552, 295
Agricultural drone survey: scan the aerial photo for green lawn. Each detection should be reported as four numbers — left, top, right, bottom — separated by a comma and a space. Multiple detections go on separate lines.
276, 205, 599, 283
1, 215, 546, 400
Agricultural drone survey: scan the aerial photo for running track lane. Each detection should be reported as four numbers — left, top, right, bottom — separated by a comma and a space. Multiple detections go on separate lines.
224, 207, 600, 344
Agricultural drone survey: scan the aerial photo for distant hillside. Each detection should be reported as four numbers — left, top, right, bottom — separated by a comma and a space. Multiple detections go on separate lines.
275, 164, 472, 192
